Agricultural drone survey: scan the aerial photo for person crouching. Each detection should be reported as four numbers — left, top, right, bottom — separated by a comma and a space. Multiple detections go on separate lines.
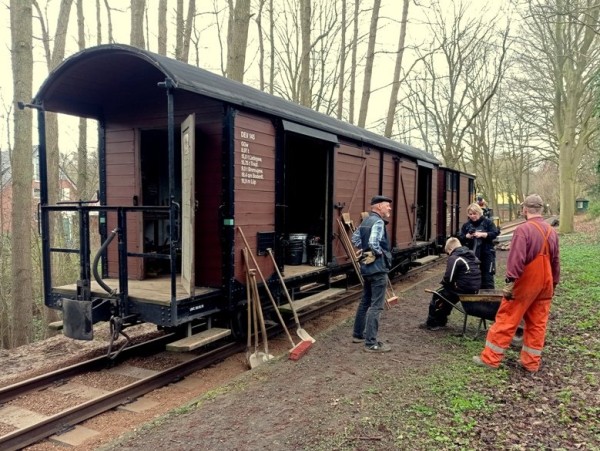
420, 237, 482, 330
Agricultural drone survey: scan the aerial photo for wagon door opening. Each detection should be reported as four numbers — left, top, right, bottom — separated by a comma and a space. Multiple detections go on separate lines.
140, 129, 182, 278
280, 122, 337, 269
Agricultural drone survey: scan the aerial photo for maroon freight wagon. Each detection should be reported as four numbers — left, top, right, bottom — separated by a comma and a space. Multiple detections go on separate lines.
30, 44, 471, 347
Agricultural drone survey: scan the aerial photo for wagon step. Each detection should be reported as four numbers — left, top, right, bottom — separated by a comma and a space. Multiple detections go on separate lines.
166, 327, 231, 352
410, 255, 439, 266
279, 288, 346, 313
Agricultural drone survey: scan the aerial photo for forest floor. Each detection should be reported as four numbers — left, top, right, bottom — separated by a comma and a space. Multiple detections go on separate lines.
2, 216, 599, 450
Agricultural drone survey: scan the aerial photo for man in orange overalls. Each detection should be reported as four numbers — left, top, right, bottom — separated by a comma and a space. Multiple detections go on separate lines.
473, 194, 560, 372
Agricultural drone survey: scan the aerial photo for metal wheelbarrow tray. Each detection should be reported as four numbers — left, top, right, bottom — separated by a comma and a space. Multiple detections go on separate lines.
426, 288, 503, 339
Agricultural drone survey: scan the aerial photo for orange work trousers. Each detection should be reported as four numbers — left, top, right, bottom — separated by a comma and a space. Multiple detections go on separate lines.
480, 227, 554, 371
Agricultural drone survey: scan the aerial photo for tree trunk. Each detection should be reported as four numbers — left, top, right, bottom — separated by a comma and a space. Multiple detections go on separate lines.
384, 0, 409, 138
226, 0, 252, 82
103, 0, 114, 43
77, 0, 88, 203
10, 0, 34, 347
348, 0, 359, 124
357, 0, 380, 128
336, 0, 346, 119
299, 0, 311, 107
96, 0, 102, 44
158, 0, 167, 55
180, 0, 196, 63
269, 0, 274, 94
175, 0, 184, 59
256, 0, 266, 91
130, 0, 146, 49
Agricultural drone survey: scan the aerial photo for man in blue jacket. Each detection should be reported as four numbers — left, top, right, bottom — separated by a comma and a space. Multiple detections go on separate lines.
420, 237, 482, 330
351, 195, 394, 353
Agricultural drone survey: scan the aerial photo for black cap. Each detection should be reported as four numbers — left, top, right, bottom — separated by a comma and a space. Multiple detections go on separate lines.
370, 195, 393, 205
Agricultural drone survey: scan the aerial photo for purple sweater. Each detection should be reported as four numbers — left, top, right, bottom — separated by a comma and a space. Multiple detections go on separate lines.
506, 217, 560, 285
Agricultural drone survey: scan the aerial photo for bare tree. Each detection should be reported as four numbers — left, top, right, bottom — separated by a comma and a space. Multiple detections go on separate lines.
96, 0, 102, 44
9, 0, 34, 347
255, 0, 266, 90
299, 0, 311, 106
357, 0, 381, 128
181, 0, 196, 62
130, 0, 146, 49
404, 0, 508, 168
336, 0, 346, 119
158, 0, 168, 55
272, 0, 337, 107
226, 0, 252, 81
516, 0, 600, 232
268, 0, 275, 92
383, 0, 410, 138
348, 0, 359, 124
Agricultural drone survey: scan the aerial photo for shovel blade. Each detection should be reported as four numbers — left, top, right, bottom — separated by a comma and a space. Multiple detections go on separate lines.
248, 351, 274, 369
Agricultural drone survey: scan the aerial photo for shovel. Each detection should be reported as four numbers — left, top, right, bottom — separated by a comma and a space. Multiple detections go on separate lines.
250, 270, 274, 363
266, 248, 315, 343
243, 248, 271, 368
245, 262, 254, 367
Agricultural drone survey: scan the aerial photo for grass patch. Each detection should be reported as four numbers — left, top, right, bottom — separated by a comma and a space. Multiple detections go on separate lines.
315, 222, 600, 449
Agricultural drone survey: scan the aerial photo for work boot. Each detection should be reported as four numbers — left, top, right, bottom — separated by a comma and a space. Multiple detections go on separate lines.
419, 322, 444, 331
364, 341, 391, 353
517, 360, 539, 374
472, 355, 498, 370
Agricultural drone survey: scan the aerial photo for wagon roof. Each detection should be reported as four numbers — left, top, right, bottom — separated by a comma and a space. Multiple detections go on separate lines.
34, 44, 439, 165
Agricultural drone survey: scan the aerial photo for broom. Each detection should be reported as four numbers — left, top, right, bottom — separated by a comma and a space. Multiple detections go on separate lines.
238, 227, 312, 361
266, 248, 315, 345
386, 276, 399, 308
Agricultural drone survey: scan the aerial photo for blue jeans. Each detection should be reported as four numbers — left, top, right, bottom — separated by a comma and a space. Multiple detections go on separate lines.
353, 273, 387, 346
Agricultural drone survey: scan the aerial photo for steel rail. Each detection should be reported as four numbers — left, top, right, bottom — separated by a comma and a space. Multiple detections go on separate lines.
0, 333, 174, 403
0, 257, 446, 450
0, 340, 244, 451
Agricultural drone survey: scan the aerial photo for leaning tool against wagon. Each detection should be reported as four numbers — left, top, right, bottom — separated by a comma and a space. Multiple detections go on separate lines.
350, 195, 394, 353
419, 237, 481, 331
458, 203, 500, 289
473, 194, 560, 373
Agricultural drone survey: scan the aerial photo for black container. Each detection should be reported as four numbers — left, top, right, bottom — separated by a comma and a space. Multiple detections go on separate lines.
286, 240, 305, 265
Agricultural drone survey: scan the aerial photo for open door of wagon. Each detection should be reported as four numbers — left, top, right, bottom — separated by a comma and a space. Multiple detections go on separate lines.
181, 114, 196, 296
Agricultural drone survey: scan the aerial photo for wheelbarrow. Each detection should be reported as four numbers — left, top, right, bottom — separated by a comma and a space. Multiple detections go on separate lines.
425, 289, 503, 339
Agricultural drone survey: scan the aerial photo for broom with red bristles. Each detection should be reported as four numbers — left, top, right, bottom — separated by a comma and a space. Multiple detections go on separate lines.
238, 227, 313, 361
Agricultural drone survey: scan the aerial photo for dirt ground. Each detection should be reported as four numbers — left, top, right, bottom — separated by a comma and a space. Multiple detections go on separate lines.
2, 219, 597, 450
96, 264, 497, 451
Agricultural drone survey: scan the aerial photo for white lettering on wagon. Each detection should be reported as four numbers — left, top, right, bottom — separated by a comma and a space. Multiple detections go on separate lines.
189, 304, 205, 312
239, 129, 264, 186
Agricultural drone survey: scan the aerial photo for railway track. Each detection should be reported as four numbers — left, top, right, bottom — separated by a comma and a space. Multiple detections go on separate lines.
0, 257, 445, 450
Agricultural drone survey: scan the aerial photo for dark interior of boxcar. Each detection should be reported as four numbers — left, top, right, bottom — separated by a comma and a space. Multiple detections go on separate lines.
415, 166, 433, 242
141, 129, 182, 275
283, 133, 331, 265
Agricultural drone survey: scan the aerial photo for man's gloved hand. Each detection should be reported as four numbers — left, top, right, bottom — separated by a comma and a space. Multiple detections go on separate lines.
503, 281, 515, 300
361, 251, 376, 265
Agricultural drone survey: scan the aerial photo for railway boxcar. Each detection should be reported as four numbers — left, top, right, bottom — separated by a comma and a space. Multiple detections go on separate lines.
30, 44, 463, 347
436, 167, 476, 244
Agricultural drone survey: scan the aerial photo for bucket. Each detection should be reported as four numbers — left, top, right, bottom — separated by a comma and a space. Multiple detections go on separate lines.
287, 233, 308, 264
308, 244, 324, 267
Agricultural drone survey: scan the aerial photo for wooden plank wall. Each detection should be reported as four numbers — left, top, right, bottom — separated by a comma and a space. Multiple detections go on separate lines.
105, 126, 143, 279
233, 112, 276, 284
